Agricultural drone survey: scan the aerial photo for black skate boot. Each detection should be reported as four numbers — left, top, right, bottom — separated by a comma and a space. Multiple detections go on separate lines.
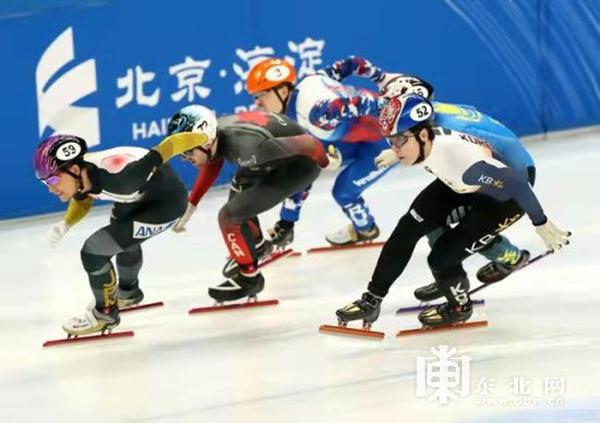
267, 220, 294, 249
116, 287, 144, 309
418, 302, 473, 327
222, 239, 272, 278
208, 271, 265, 303
418, 274, 472, 327
477, 249, 530, 284
336, 292, 382, 330
414, 282, 443, 302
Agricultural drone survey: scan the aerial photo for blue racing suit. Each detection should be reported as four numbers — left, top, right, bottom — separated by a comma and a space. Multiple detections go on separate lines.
281, 56, 390, 232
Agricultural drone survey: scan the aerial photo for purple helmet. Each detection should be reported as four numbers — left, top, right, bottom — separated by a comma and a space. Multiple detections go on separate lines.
34, 135, 88, 180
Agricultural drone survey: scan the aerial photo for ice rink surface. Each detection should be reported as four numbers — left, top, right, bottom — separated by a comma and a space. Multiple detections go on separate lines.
1, 130, 599, 422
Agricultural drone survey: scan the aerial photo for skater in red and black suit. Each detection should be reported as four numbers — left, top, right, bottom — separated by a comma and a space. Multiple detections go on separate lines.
169, 105, 330, 302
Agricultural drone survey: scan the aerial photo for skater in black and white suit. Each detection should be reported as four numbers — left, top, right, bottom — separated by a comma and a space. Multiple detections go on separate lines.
335, 94, 570, 329
34, 130, 208, 336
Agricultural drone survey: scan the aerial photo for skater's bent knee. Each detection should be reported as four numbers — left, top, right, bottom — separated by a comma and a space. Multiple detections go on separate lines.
393, 213, 428, 240
81, 250, 111, 274
427, 249, 462, 275
332, 186, 358, 206
218, 205, 247, 226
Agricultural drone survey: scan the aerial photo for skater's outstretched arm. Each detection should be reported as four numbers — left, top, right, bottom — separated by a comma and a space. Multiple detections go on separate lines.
48, 197, 95, 248
319, 56, 384, 83
308, 92, 379, 131
321, 56, 434, 98
462, 161, 570, 251
463, 161, 545, 224
188, 158, 225, 206
63, 197, 95, 226
153, 132, 209, 162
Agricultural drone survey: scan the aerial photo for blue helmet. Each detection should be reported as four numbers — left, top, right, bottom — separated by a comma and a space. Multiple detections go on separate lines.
379, 94, 434, 137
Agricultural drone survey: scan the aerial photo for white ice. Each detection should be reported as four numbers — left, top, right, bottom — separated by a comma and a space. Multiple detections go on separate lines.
1, 129, 599, 423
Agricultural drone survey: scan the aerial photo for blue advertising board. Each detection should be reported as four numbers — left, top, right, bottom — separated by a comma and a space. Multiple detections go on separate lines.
0, 0, 597, 218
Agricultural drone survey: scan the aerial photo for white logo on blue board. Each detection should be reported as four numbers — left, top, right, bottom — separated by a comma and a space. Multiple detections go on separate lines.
36, 27, 100, 146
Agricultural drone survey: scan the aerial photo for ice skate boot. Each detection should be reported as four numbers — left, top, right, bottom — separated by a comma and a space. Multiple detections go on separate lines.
418, 274, 472, 328
417, 302, 473, 328
62, 304, 120, 337
325, 224, 380, 246
116, 287, 144, 309
336, 292, 382, 330
267, 220, 294, 250
209, 271, 265, 303
413, 281, 444, 302
222, 239, 272, 278
477, 249, 530, 284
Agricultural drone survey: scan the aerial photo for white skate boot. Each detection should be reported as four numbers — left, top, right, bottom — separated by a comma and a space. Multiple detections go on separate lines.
325, 224, 380, 246
62, 303, 120, 337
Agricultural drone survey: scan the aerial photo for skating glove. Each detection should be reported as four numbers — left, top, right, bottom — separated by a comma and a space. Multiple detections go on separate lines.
172, 202, 196, 233
374, 149, 400, 169
48, 220, 70, 248
325, 145, 342, 171
534, 220, 571, 252
377, 73, 432, 101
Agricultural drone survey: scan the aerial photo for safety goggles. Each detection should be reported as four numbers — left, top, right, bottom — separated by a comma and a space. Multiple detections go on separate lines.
40, 172, 62, 186
252, 90, 271, 101
181, 145, 212, 160
181, 148, 196, 158
386, 133, 414, 149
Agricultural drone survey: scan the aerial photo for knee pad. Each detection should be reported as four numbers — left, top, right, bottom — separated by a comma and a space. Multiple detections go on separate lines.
81, 249, 112, 275
116, 245, 142, 267
80, 229, 122, 274
218, 204, 247, 228
116, 245, 143, 286
218, 206, 231, 227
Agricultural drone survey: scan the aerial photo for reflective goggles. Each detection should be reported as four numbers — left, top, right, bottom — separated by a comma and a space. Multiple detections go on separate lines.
181, 145, 211, 159
181, 148, 196, 158
252, 90, 271, 101
40, 172, 61, 186
386, 133, 414, 149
